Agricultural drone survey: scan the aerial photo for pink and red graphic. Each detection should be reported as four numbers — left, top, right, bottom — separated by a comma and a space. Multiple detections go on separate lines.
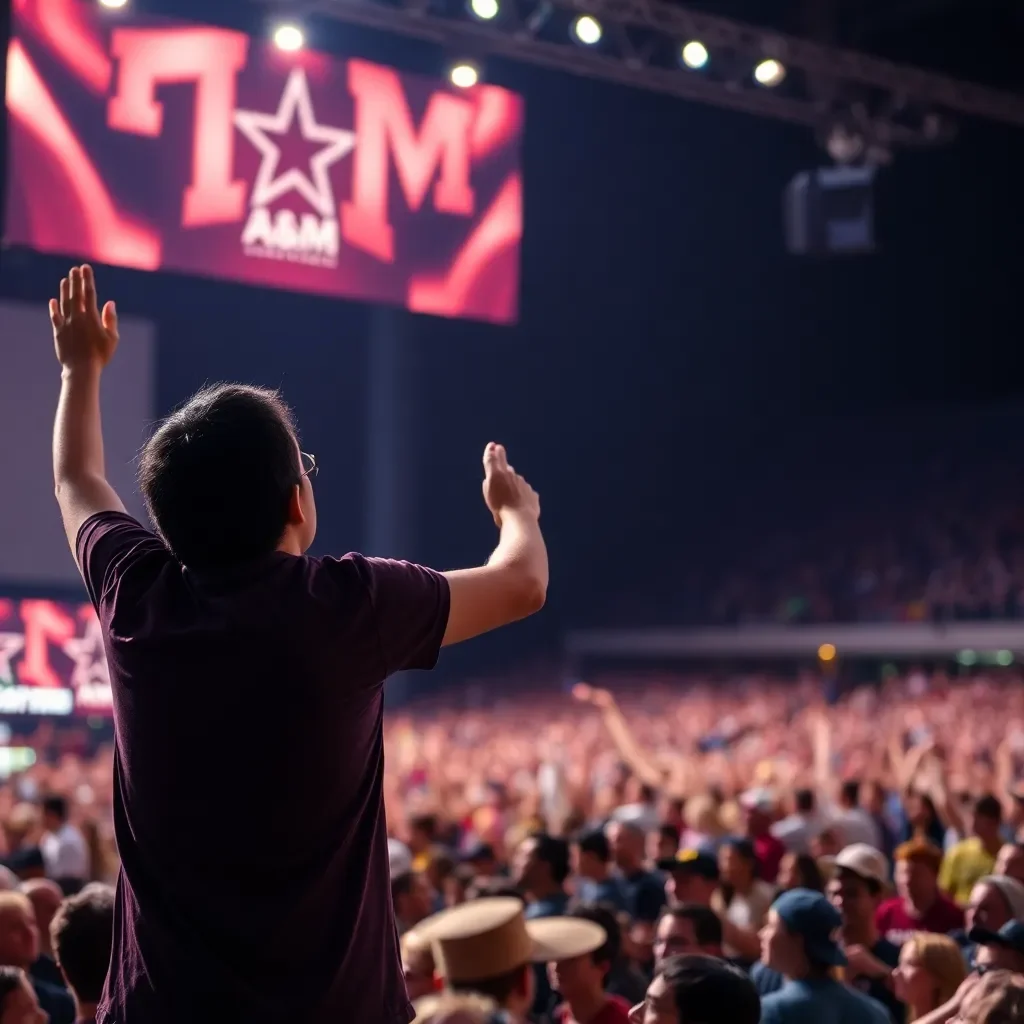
4, 0, 524, 323
0, 597, 111, 717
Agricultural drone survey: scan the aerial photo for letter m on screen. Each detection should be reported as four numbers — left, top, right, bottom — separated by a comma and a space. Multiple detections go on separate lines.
342, 60, 476, 263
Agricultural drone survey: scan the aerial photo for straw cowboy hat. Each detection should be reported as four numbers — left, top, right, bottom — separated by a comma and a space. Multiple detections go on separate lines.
411, 898, 606, 986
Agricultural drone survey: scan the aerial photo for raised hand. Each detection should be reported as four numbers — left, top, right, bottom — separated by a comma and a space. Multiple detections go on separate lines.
481, 443, 540, 526
49, 265, 119, 370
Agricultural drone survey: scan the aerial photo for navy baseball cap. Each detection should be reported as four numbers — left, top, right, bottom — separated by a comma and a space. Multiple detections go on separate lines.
968, 919, 1024, 955
657, 848, 720, 881
773, 888, 847, 967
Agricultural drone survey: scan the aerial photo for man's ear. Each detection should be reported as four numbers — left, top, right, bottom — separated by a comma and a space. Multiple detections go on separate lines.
286, 484, 305, 525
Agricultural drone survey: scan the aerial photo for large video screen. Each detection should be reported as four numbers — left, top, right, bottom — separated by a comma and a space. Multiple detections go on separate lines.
5, 0, 523, 324
0, 598, 111, 717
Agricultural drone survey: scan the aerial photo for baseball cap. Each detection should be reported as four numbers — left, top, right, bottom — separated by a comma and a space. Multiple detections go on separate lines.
968, 919, 1024, 955
834, 844, 889, 888
656, 848, 720, 881
773, 888, 847, 967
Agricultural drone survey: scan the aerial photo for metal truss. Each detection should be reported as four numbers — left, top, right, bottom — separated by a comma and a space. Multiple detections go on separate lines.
262, 0, 1024, 151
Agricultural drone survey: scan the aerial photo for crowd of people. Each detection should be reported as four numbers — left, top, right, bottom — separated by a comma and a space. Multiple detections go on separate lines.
4, 668, 1024, 1020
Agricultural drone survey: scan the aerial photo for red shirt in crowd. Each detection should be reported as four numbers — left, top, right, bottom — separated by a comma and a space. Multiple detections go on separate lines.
874, 895, 965, 947
753, 832, 787, 883
556, 996, 633, 1024
79, 512, 450, 1024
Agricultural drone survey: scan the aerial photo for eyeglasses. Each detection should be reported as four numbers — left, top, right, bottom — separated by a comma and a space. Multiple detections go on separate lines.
300, 451, 318, 479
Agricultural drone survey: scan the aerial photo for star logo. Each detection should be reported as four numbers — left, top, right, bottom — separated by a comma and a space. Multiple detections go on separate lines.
62, 616, 110, 695
0, 633, 24, 685
234, 68, 357, 219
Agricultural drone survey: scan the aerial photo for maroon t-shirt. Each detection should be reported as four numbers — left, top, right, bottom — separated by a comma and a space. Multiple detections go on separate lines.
875, 894, 965, 947
77, 512, 450, 1024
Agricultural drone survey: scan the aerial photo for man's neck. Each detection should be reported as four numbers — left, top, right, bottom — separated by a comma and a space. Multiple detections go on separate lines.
908, 893, 937, 917
565, 990, 609, 1023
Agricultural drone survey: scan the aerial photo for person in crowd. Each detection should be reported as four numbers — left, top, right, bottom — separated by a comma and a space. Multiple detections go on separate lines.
570, 905, 648, 1007
862, 782, 897, 861
394, 872, 437, 935
901, 793, 948, 851
737, 790, 786, 883
891, 933, 966, 1022
547, 909, 633, 1023
0, 893, 73, 1024
758, 888, 891, 1023
402, 931, 440, 1004
771, 789, 821, 855
516, 834, 571, 920
994, 843, 1024, 885
611, 784, 660, 837
49, 883, 115, 1024
940, 795, 1004, 905
649, 825, 680, 867
20, 881, 64, 990
835, 780, 884, 851
777, 852, 824, 893
461, 843, 500, 882
829, 844, 904, 1023
957, 969, 1024, 1024
409, 815, 441, 875
712, 838, 774, 961
954, 875, 1024, 968
417, 897, 603, 1024
652, 906, 723, 965
605, 823, 666, 925
968, 920, 1024, 976
0, 965, 46, 1024
680, 795, 725, 852
573, 832, 627, 911
656, 849, 719, 909
626, 954, 760, 1024
876, 839, 964, 946
47, 266, 548, 1022
38, 799, 87, 896
5, 853, 44, 887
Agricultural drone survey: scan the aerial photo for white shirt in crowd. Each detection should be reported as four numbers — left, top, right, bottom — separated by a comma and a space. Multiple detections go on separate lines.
41, 822, 89, 880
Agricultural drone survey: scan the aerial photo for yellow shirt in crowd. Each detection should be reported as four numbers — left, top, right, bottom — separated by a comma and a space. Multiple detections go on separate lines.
939, 836, 996, 905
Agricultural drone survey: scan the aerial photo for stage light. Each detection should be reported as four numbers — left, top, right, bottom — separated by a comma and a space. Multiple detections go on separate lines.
449, 62, 480, 88
572, 15, 602, 45
273, 24, 305, 52
818, 643, 837, 663
469, 0, 500, 20
754, 58, 786, 87
680, 41, 708, 69
98, 0, 129, 8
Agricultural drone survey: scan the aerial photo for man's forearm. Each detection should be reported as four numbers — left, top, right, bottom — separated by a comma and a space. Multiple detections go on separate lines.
488, 510, 549, 593
53, 364, 107, 487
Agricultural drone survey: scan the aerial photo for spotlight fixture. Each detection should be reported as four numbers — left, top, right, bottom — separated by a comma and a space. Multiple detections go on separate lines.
753, 58, 786, 87
680, 41, 708, 70
449, 62, 480, 88
98, 0, 129, 8
273, 24, 305, 52
571, 15, 602, 45
468, 0, 500, 20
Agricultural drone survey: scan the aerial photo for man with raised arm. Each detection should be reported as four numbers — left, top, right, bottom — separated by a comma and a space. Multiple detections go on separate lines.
49, 265, 548, 1024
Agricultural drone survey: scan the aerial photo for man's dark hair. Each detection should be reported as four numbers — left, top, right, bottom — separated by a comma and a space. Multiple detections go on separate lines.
450, 962, 530, 1004
837, 865, 882, 898
658, 954, 760, 1024
795, 788, 816, 814
529, 833, 570, 885
41, 795, 68, 822
976, 794, 1003, 822
570, 904, 622, 972
660, 905, 723, 948
840, 780, 861, 808
574, 829, 611, 863
391, 871, 416, 902
139, 384, 302, 569
50, 883, 115, 1003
